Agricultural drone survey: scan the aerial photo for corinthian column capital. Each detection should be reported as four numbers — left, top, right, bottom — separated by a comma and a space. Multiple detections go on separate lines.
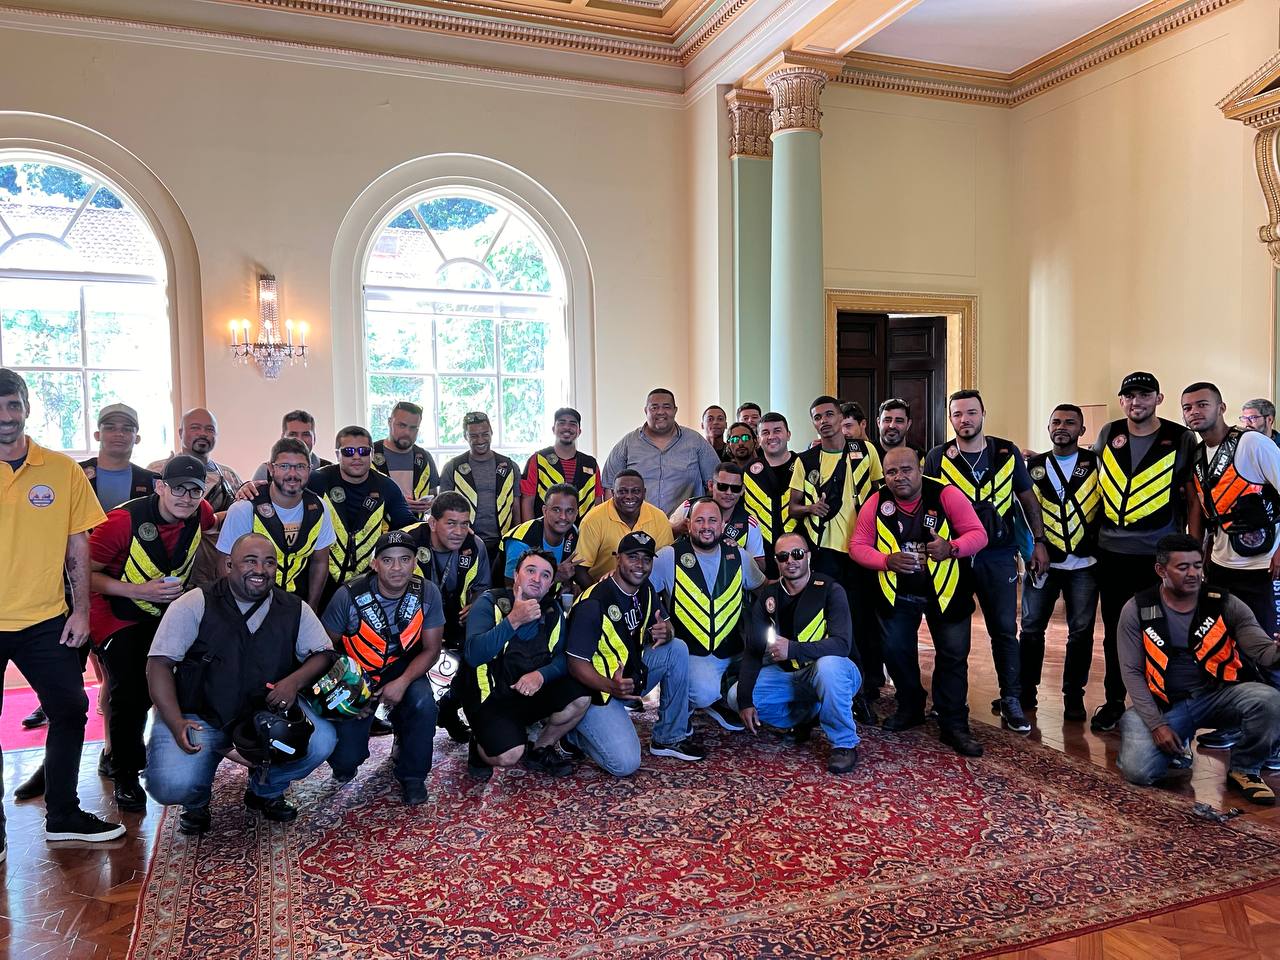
762, 54, 842, 136
725, 88, 774, 159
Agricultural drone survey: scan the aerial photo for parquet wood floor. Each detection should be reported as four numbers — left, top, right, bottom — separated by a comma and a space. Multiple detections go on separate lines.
1, 612, 1276, 959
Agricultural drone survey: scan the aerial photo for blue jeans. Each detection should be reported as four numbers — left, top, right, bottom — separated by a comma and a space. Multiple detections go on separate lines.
972, 547, 1021, 700
734, 657, 861, 749
329, 676, 438, 784
144, 698, 336, 808
687, 653, 731, 710
1019, 565, 1099, 699
1117, 682, 1280, 783
567, 638, 691, 777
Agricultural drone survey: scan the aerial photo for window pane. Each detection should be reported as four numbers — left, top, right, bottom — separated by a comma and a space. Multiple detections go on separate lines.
368, 375, 435, 447
438, 377, 496, 446
437, 317, 495, 373
25, 370, 85, 452
365, 310, 432, 372
84, 283, 168, 370
500, 319, 547, 375
365, 221, 441, 286
435, 261, 493, 291
485, 217, 552, 293
0, 279, 82, 366
89, 370, 173, 464
418, 198, 502, 262
502, 378, 544, 448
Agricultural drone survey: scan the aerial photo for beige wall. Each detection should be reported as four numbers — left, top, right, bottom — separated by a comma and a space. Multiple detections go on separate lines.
0, 24, 690, 474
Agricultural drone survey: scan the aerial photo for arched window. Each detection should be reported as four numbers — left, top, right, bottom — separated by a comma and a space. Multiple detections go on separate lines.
0, 153, 173, 462
362, 189, 569, 458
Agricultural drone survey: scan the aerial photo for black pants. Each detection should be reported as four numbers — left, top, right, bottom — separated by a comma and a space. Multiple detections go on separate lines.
0, 616, 88, 820
811, 548, 868, 675
879, 600, 972, 729
97, 621, 160, 778
970, 547, 1021, 700
1019, 565, 1099, 699
1095, 548, 1160, 705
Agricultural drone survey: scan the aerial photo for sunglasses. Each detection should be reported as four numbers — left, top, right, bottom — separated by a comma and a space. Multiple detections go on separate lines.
339, 446, 373, 457
774, 548, 807, 563
714, 482, 743, 493
727, 435, 753, 444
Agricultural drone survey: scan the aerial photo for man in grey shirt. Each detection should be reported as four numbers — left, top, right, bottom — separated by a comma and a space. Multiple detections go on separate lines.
603, 388, 723, 515
439, 412, 521, 565
1116, 534, 1280, 805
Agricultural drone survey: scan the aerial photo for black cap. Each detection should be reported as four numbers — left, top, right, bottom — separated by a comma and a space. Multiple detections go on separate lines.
374, 530, 416, 557
616, 531, 657, 557
1118, 371, 1160, 396
162, 455, 206, 488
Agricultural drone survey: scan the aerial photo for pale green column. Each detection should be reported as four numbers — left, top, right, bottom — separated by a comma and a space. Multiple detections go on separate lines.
766, 66, 830, 431
726, 89, 774, 411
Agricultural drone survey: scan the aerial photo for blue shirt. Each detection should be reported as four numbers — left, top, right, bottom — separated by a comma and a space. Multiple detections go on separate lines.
93, 466, 135, 511
503, 534, 567, 580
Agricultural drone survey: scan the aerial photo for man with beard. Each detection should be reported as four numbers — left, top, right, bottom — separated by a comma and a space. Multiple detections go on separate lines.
500, 484, 580, 596
733, 531, 860, 774
322, 531, 445, 805
924, 390, 1048, 735
651, 498, 766, 731
461, 551, 590, 779
147, 408, 242, 514
85, 456, 215, 811
218, 439, 335, 608
440, 412, 522, 563
875, 398, 925, 462
250, 410, 331, 483
1240, 399, 1280, 448
668, 463, 765, 568
519, 407, 602, 521
1091, 372, 1199, 733
573, 469, 674, 586
721, 421, 758, 472
372, 402, 438, 517
743, 412, 800, 579
145, 533, 338, 833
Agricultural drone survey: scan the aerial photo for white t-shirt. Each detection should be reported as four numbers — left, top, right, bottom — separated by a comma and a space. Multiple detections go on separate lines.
1204, 429, 1280, 570
1042, 452, 1096, 571
215, 497, 336, 555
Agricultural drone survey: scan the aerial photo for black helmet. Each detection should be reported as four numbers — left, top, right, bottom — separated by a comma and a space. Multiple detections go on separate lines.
231, 702, 314, 766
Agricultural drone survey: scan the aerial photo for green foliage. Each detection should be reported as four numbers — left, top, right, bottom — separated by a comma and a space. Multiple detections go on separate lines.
417, 197, 496, 231
14, 163, 123, 209
486, 234, 549, 293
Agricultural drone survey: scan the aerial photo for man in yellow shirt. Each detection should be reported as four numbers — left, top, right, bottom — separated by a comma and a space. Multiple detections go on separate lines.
572, 469, 673, 586
0, 369, 126, 850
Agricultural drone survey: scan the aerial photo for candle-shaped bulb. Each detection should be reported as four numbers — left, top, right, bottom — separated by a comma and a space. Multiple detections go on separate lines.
230, 320, 238, 345
285, 319, 294, 347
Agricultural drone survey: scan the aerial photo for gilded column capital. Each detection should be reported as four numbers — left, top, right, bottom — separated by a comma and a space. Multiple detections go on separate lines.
725, 88, 773, 159
764, 65, 830, 136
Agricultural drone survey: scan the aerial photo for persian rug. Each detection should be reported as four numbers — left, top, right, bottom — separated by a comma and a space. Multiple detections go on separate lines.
129, 715, 1280, 959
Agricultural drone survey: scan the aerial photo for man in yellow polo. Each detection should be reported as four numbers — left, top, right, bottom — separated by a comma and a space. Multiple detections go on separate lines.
572, 469, 673, 586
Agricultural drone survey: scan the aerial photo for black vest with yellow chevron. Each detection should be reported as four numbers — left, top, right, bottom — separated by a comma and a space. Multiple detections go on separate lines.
447, 453, 519, 537
873, 480, 974, 621
249, 486, 326, 595
338, 572, 427, 689
499, 518, 577, 592
720, 499, 754, 549
934, 437, 1019, 548
668, 537, 746, 657
409, 523, 484, 649
371, 440, 439, 502
742, 453, 798, 553
1027, 450, 1101, 563
756, 577, 835, 672
1193, 427, 1280, 557
1136, 586, 1243, 706
794, 441, 876, 545
531, 447, 600, 519
1098, 418, 1186, 532
463, 588, 564, 704
315, 464, 388, 585
107, 495, 203, 623
574, 575, 656, 705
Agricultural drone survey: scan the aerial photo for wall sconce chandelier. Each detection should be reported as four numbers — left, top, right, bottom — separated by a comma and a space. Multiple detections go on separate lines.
229, 274, 308, 379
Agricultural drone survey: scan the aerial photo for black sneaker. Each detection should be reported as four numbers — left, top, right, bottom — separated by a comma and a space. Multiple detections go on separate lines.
523, 744, 574, 777
21, 706, 48, 729
999, 697, 1032, 734
1090, 701, 1125, 732
14, 764, 45, 801
243, 790, 297, 822
625, 698, 645, 712
939, 727, 984, 757
1197, 728, 1241, 751
113, 775, 147, 813
827, 746, 858, 775
45, 809, 126, 842
467, 739, 493, 781
703, 700, 745, 732
437, 698, 471, 744
882, 710, 927, 732
178, 805, 211, 836
1063, 694, 1087, 722
558, 738, 586, 762
369, 715, 394, 737
650, 736, 707, 762
399, 780, 429, 806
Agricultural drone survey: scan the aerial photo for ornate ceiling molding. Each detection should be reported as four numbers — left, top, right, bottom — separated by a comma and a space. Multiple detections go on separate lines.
724, 88, 772, 158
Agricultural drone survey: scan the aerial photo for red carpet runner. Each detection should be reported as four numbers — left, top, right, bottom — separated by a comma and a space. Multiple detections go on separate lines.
129, 716, 1280, 959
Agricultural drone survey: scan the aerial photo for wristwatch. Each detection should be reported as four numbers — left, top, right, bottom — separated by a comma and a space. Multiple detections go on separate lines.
1033, 536, 1047, 545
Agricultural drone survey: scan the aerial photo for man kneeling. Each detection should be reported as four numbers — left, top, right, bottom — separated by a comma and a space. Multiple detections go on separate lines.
731, 532, 861, 774
144, 533, 338, 834
321, 531, 445, 805
462, 551, 589, 779
1118, 533, 1280, 805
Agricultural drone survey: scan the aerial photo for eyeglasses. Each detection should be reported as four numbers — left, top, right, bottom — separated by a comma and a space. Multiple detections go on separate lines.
774, 548, 807, 563
1240, 415, 1265, 425
727, 435, 753, 444
714, 482, 743, 493
271, 462, 307, 474
167, 484, 204, 500
339, 446, 372, 457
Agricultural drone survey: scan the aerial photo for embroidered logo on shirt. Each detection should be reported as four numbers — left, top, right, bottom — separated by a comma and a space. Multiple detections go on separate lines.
679, 553, 696, 568
82, 466, 96, 480
879, 499, 897, 517
459, 463, 471, 475
257, 503, 275, 519
764, 596, 776, 614
749, 462, 764, 475
1030, 466, 1046, 480
1111, 435, 1127, 449
607, 604, 622, 622
138, 522, 158, 541
417, 547, 431, 564
27, 485, 55, 508
329, 487, 346, 504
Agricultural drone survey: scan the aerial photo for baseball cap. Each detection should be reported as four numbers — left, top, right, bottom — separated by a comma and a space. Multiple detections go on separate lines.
374, 530, 416, 557
162, 455, 206, 488
1118, 372, 1160, 396
616, 531, 657, 557
97, 402, 139, 428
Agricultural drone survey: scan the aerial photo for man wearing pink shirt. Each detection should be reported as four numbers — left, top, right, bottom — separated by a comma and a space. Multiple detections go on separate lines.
849, 447, 989, 756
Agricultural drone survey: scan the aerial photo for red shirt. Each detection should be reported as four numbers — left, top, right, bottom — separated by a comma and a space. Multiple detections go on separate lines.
89, 499, 215, 643
520, 453, 578, 498
849, 487, 987, 571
